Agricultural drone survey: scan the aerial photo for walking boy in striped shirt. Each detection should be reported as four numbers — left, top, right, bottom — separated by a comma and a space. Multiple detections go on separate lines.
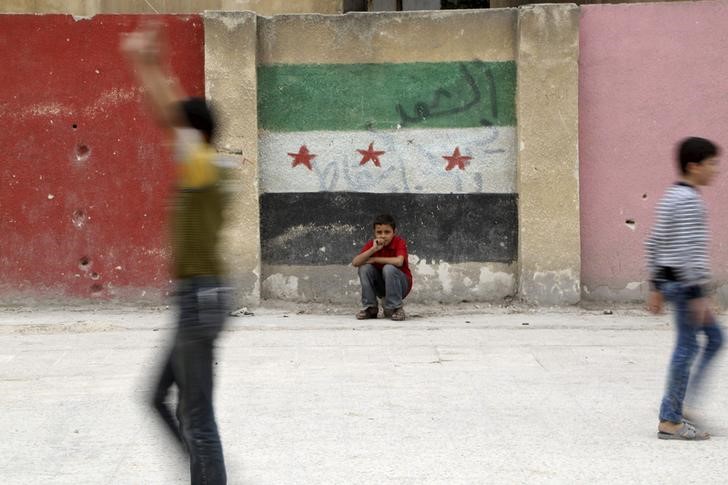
646, 137, 723, 440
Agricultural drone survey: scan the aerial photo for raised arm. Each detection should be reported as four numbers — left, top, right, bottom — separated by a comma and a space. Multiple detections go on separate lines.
121, 23, 186, 131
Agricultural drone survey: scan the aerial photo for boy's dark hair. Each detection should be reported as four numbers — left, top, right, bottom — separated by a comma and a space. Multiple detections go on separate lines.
180, 97, 216, 144
372, 214, 396, 230
678, 137, 719, 174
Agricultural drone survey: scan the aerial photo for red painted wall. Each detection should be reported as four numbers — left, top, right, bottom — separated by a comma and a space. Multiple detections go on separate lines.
0, 15, 205, 301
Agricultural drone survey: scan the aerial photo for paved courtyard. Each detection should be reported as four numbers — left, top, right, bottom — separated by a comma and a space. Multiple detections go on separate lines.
1, 306, 726, 484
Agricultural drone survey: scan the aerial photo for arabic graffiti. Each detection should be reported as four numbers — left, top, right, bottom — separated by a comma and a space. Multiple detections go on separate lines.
257, 60, 515, 132
395, 63, 502, 128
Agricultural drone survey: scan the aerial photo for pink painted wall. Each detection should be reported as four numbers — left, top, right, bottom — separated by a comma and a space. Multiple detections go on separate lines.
0, 15, 205, 302
580, 1, 728, 300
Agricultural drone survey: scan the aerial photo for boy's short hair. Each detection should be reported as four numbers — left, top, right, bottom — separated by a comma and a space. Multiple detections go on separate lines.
180, 97, 216, 144
678, 137, 719, 174
373, 214, 396, 230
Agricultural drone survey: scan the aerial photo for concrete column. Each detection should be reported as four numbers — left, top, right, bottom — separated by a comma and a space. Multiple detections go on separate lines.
516, 4, 580, 305
204, 11, 261, 306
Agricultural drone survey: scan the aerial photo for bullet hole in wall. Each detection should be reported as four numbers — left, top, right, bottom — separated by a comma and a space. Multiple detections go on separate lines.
75, 144, 90, 163
72, 210, 86, 228
625, 219, 636, 230
79, 256, 90, 270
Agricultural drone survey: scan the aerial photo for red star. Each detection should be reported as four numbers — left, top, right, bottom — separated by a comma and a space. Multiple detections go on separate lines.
288, 145, 316, 170
357, 142, 385, 167
442, 147, 472, 171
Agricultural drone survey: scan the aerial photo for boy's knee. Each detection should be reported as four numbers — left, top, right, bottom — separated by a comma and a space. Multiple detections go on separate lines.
358, 264, 376, 276
382, 264, 398, 277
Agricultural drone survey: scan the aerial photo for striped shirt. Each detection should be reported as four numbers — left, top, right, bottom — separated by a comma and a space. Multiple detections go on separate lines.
645, 182, 710, 288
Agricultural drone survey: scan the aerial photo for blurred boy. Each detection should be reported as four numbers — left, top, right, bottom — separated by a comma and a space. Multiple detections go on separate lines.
646, 136, 723, 441
122, 24, 231, 483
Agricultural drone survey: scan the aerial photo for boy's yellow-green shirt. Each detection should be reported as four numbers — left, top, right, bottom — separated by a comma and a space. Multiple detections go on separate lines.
171, 135, 227, 279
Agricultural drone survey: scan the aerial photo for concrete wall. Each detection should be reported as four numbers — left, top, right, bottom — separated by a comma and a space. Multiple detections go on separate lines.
255, 10, 520, 304
204, 11, 261, 306
517, 4, 580, 305
0, 6, 584, 307
0, 14, 205, 302
6, 3, 728, 308
579, 1, 728, 306
222, 0, 342, 14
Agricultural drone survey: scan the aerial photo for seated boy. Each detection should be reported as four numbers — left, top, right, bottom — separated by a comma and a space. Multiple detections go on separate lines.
352, 214, 412, 321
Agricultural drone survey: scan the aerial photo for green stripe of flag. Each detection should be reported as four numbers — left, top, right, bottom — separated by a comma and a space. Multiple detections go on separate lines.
258, 61, 516, 132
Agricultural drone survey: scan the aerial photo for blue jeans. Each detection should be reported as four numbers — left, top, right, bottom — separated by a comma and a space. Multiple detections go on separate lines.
358, 263, 409, 310
152, 276, 230, 485
658, 281, 723, 423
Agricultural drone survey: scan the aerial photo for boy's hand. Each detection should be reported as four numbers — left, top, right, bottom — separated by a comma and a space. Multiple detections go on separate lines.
371, 238, 384, 253
121, 22, 163, 64
647, 290, 663, 314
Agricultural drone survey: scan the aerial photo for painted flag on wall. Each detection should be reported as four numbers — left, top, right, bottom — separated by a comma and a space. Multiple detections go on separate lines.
258, 60, 517, 267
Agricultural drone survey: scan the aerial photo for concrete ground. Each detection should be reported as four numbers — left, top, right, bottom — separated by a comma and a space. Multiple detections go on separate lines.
0, 305, 727, 485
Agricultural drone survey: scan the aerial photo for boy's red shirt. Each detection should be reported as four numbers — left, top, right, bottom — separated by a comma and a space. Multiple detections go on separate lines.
359, 235, 412, 295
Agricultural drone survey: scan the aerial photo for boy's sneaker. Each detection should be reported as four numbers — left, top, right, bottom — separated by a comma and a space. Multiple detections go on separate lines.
390, 307, 406, 321
356, 307, 378, 320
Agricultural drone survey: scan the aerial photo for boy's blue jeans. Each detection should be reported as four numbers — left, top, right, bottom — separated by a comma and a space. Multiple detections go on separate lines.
359, 263, 409, 310
658, 281, 723, 423
152, 276, 229, 485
